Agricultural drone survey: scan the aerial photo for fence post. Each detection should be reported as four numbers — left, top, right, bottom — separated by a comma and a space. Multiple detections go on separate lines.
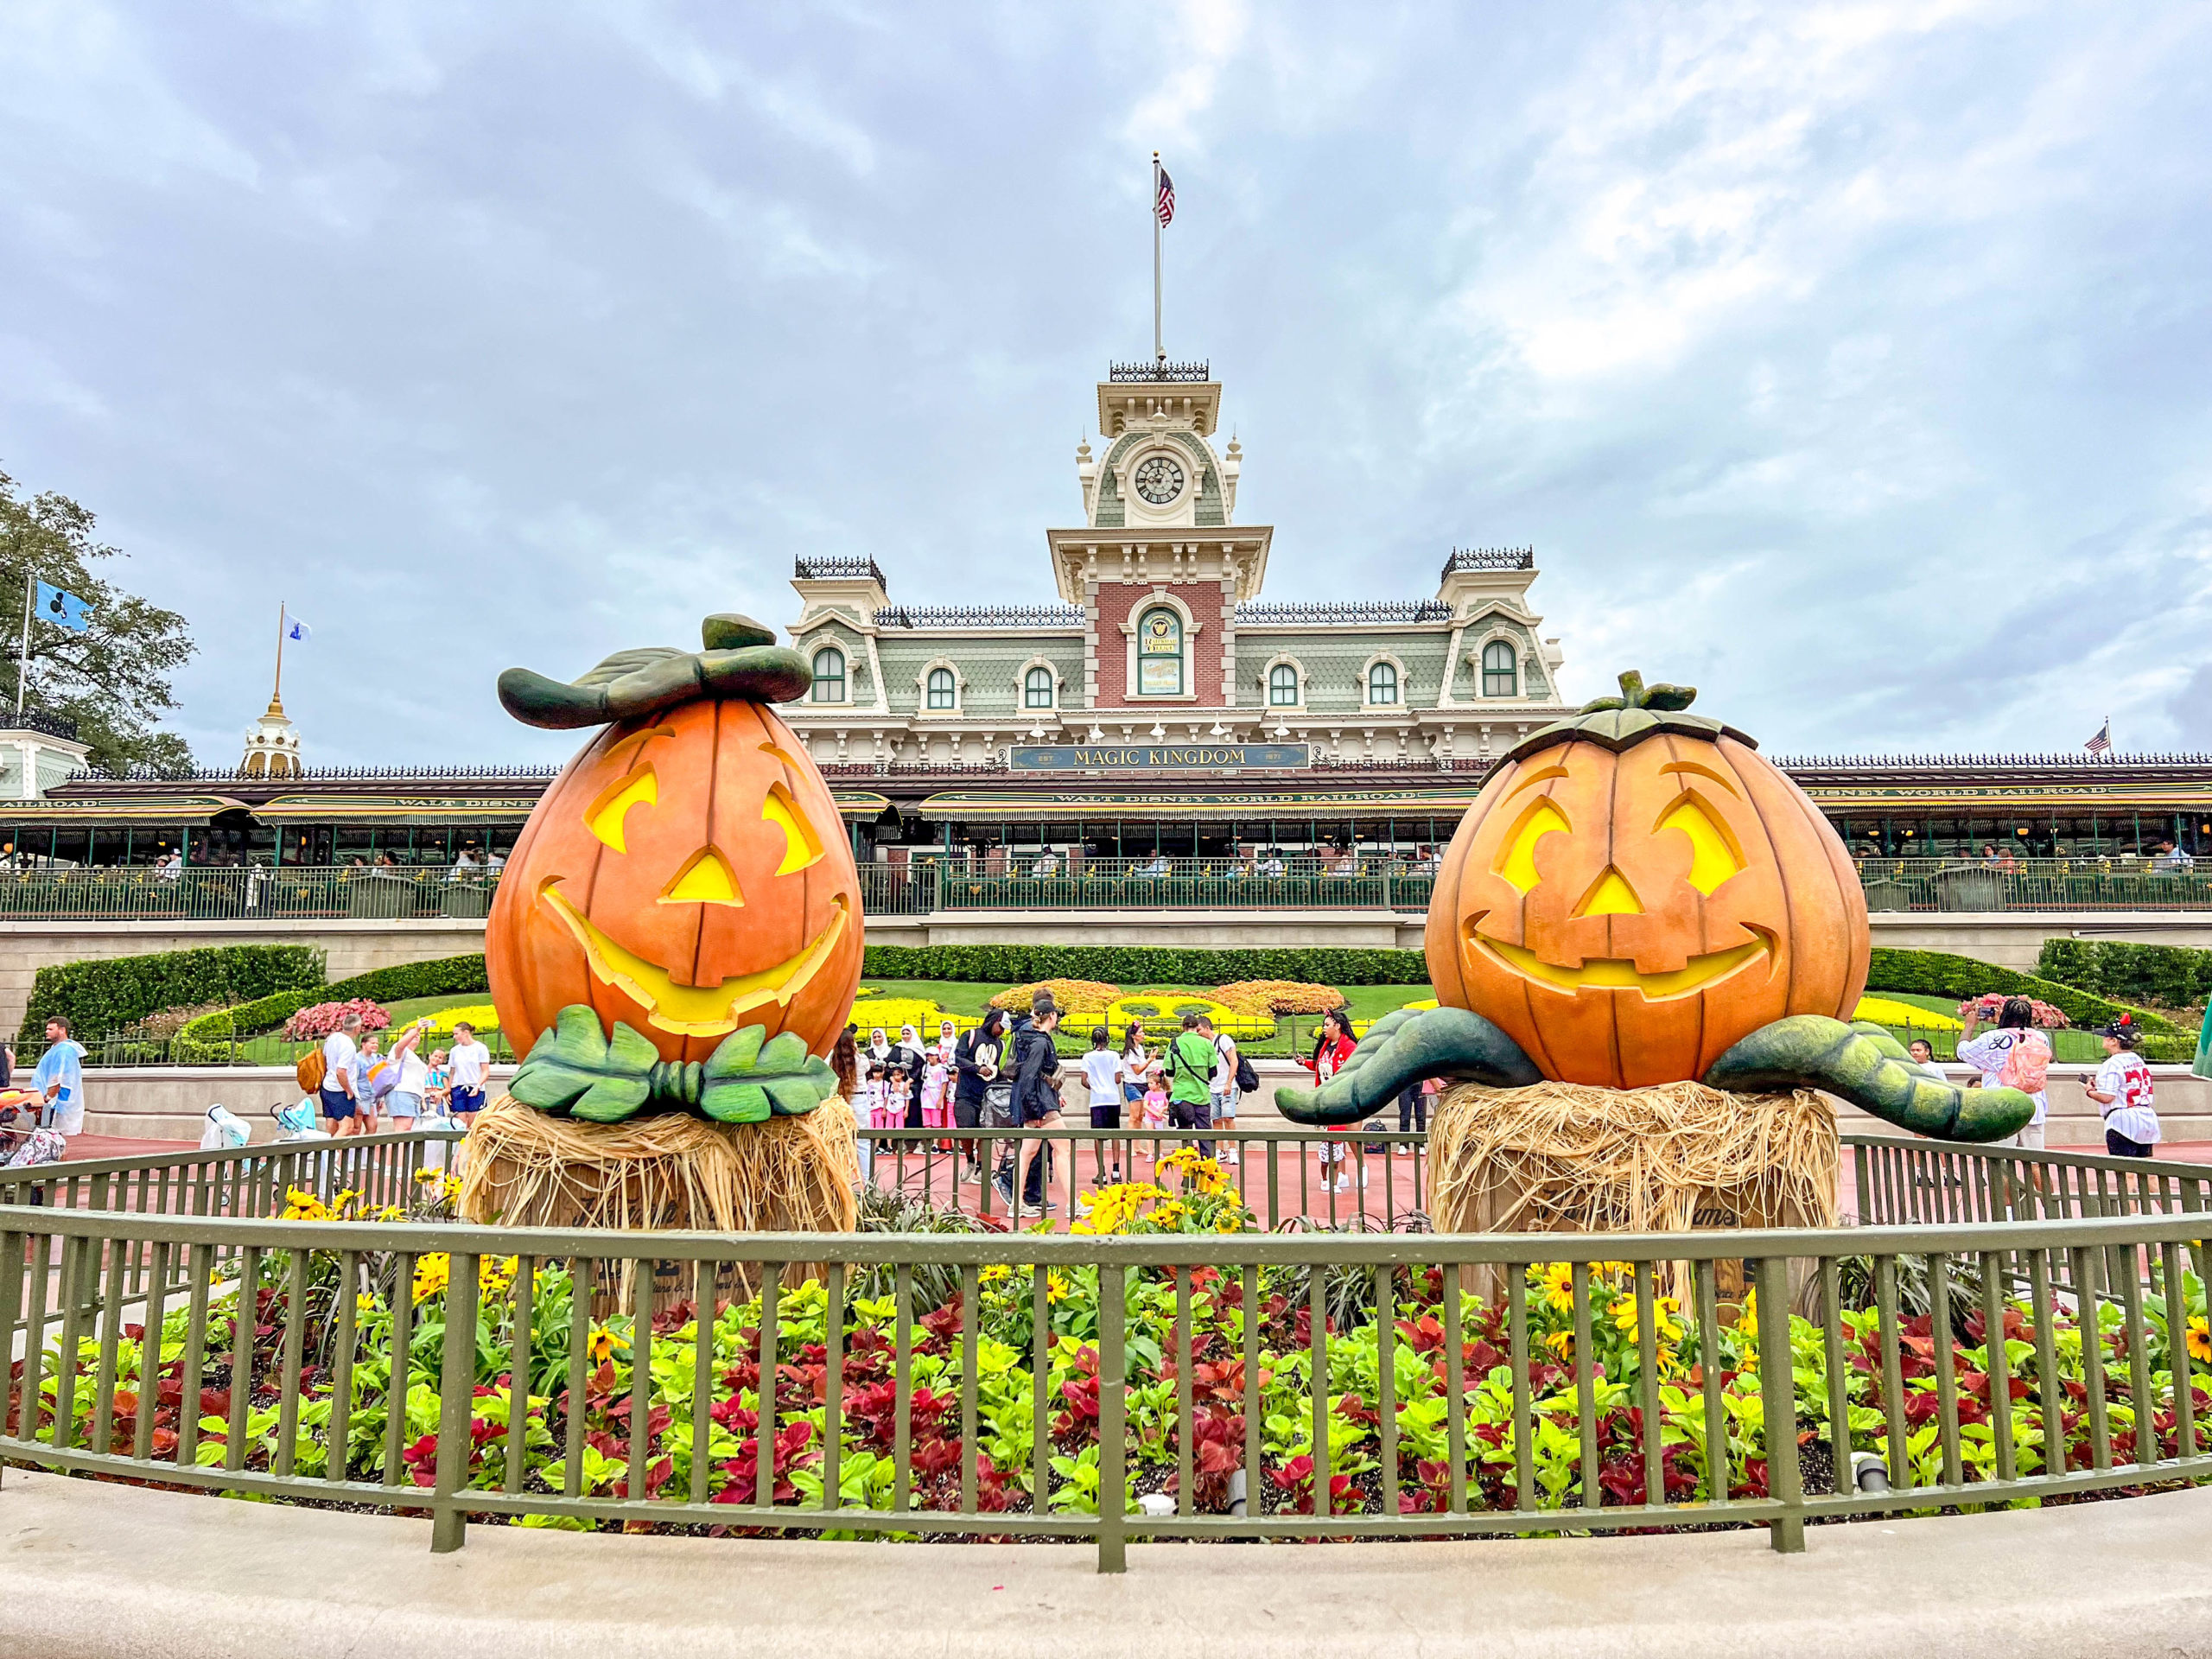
430, 1251, 480, 1553
1096, 1261, 1127, 1574
1756, 1255, 1804, 1553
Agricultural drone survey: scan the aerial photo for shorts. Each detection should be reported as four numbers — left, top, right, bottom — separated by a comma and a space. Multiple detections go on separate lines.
320, 1086, 358, 1122
387, 1092, 423, 1120
2106, 1129, 2155, 1159
952, 1095, 982, 1131
2008, 1122, 2045, 1151
1090, 1100, 1122, 1129
450, 1086, 486, 1116
1019, 1089, 1061, 1127
1211, 1088, 1236, 1122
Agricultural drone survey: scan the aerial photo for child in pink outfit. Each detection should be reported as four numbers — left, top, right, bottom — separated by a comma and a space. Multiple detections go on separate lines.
920, 1048, 952, 1129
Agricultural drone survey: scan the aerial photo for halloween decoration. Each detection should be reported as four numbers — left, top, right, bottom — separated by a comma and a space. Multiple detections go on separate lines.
1279, 672, 2034, 1143
470, 614, 864, 1241
486, 613, 864, 1122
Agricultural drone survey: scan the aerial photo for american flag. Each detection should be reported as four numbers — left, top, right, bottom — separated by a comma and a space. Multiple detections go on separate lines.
1155, 166, 1175, 227
2084, 717, 2111, 755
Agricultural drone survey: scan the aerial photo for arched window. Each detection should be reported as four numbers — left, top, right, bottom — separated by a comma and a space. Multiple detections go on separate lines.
810, 646, 846, 703
1367, 662, 1398, 705
1481, 640, 1518, 698
925, 666, 957, 709
1024, 665, 1056, 709
1135, 607, 1183, 696
1268, 663, 1300, 706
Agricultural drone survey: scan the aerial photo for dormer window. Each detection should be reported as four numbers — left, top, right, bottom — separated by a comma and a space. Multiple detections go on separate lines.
1025, 665, 1056, 709
810, 646, 847, 703
1268, 663, 1300, 706
926, 667, 957, 709
1367, 662, 1398, 705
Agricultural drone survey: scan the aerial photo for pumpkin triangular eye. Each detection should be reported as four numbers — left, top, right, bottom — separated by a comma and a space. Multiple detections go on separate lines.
660, 846, 743, 906
762, 782, 824, 875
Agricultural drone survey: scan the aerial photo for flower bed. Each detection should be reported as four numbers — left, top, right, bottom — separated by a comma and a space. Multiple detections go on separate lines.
12, 1158, 2207, 1533
280, 998, 392, 1043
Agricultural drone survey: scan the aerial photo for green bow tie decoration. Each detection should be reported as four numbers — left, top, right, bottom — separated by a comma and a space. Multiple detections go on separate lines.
508, 1005, 838, 1124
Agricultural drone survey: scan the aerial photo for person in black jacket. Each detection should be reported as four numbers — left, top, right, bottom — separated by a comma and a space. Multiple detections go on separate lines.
952, 1009, 1007, 1184
1004, 1000, 1065, 1220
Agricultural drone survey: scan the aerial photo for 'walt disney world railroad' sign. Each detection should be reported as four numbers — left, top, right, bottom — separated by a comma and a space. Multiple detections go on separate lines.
1009, 742, 1312, 772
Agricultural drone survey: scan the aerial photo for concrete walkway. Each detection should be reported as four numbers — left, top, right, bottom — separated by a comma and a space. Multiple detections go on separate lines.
3, 1470, 2209, 1657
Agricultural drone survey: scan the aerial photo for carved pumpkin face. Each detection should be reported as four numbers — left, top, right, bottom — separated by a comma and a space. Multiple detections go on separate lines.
1425, 728, 1866, 1088
486, 696, 863, 1065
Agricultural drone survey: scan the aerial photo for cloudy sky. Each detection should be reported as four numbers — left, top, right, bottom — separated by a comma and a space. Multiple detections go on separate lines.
3, 1, 2208, 768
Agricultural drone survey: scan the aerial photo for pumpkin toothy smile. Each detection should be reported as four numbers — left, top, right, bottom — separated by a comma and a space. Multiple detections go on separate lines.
540, 882, 849, 1038
1475, 932, 1770, 1000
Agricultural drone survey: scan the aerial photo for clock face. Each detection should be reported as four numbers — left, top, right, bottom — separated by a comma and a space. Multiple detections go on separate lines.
1132, 454, 1185, 505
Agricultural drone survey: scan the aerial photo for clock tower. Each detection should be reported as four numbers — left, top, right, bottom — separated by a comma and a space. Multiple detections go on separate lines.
1050, 361, 1273, 729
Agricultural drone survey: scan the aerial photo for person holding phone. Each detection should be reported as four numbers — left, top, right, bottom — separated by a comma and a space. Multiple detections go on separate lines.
2085, 1018, 2158, 1158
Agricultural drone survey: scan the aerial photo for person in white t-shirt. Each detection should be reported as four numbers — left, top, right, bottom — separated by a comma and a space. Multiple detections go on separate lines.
385, 1018, 435, 1128
448, 1022, 492, 1123
320, 1014, 363, 1136
2086, 1020, 2158, 1157
1956, 997, 2051, 1151
1082, 1026, 1124, 1187
1208, 1021, 1241, 1166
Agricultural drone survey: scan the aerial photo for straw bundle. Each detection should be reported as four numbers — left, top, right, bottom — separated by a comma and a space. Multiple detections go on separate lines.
461, 1095, 859, 1311
1427, 1078, 1838, 1304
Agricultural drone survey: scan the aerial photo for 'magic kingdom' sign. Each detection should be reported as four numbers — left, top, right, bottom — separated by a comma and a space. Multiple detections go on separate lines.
1008, 743, 1311, 772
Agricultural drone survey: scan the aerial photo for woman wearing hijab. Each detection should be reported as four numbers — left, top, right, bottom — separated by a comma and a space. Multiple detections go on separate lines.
953, 1008, 1007, 1185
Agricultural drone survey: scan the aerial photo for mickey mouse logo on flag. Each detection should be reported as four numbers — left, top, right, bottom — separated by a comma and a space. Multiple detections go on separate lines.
34, 582, 92, 633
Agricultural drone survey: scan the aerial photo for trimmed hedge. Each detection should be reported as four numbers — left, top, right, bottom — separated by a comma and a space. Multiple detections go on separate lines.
1866, 947, 2178, 1036
19, 945, 325, 1047
861, 944, 1432, 986
2036, 939, 2212, 1012
173, 953, 489, 1063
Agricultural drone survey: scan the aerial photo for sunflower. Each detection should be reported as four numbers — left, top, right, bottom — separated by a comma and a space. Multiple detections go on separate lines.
1529, 1262, 1575, 1314
2188, 1316, 2211, 1365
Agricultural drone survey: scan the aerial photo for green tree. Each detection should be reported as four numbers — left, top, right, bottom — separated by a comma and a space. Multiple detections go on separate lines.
0, 466, 195, 774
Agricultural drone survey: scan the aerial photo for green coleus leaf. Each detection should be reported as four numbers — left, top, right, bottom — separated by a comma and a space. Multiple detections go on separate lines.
507, 1005, 836, 1124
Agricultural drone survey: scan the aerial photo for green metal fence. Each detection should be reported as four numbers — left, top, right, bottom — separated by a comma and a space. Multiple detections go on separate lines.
2, 1132, 2208, 1568
2, 854, 2209, 918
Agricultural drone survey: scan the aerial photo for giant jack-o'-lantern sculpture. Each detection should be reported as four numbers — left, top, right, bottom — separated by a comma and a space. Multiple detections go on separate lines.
1281, 672, 2034, 1144
466, 615, 862, 1247
487, 614, 860, 1123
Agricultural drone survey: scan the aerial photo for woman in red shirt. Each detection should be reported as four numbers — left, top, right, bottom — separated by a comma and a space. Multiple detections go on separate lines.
1299, 1010, 1360, 1192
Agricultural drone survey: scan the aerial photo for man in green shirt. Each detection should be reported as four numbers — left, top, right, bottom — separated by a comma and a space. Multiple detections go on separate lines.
1166, 1013, 1218, 1157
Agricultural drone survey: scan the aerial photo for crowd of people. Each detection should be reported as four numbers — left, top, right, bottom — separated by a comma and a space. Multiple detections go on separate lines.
312, 1012, 491, 1138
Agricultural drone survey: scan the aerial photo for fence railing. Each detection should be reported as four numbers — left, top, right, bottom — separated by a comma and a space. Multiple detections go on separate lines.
2, 1198, 2207, 1567
0, 1133, 2207, 1569
0, 864, 499, 922
1, 855, 2209, 920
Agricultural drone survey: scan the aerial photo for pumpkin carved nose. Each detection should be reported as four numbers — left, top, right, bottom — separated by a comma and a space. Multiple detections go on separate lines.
1573, 867, 1643, 918
659, 846, 743, 906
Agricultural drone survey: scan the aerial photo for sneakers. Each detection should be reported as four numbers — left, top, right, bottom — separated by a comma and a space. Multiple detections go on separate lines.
992, 1172, 1015, 1209
1332, 1174, 1352, 1193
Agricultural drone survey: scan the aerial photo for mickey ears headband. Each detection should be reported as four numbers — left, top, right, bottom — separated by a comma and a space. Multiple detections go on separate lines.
497, 614, 810, 730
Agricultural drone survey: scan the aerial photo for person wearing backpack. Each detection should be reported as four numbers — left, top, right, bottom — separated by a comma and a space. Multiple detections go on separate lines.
1166, 1013, 1218, 1159
1205, 1015, 1255, 1167
1957, 996, 2050, 1151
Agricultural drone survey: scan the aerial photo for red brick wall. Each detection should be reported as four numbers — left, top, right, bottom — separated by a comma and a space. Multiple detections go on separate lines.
1092, 581, 1225, 708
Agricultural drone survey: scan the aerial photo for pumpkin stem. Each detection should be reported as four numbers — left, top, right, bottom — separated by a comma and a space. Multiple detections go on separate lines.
1580, 669, 1700, 715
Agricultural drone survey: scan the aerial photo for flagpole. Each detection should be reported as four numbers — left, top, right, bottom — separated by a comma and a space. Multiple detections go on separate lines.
1153, 150, 1163, 364
274, 601, 287, 705
14, 575, 29, 719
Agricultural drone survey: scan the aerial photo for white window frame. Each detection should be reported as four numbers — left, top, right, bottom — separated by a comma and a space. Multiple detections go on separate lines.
1121, 590, 1201, 702
1019, 658, 1059, 710
1262, 654, 1305, 709
1476, 634, 1522, 700
917, 658, 965, 716
1362, 652, 1405, 709
809, 644, 849, 705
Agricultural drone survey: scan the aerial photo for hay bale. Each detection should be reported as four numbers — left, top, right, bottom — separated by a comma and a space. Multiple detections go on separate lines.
461, 1095, 859, 1313
1428, 1079, 1837, 1305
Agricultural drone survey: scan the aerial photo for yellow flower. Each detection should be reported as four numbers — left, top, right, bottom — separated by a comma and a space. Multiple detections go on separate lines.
374, 1205, 404, 1223
1543, 1330, 1574, 1362
354, 1292, 378, 1318
413, 1167, 442, 1186
2189, 1316, 2211, 1365
980, 1263, 1013, 1287
479, 1255, 518, 1296
1735, 1288, 1759, 1338
280, 1186, 329, 1222
1529, 1262, 1574, 1314
1153, 1201, 1186, 1229
1214, 1211, 1245, 1235
1045, 1271, 1070, 1305
587, 1325, 630, 1364
411, 1253, 451, 1304
1609, 1293, 1683, 1348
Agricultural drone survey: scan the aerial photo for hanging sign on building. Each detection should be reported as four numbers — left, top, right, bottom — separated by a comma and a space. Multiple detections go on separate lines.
1009, 742, 1311, 772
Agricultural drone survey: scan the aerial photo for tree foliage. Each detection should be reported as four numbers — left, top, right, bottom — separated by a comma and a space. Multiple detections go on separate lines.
0, 466, 195, 773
